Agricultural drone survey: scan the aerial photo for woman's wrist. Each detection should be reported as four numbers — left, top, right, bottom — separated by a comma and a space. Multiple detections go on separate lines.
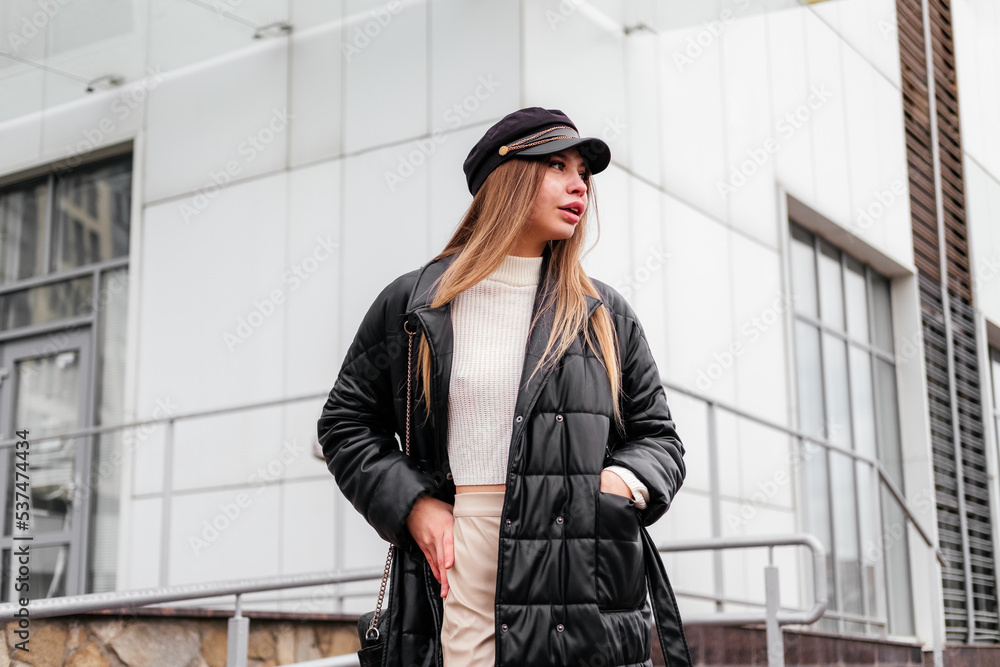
602, 466, 649, 509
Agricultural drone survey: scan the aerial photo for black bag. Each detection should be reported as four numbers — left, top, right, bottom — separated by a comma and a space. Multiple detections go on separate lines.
356, 320, 417, 665
357, 607, 388, 667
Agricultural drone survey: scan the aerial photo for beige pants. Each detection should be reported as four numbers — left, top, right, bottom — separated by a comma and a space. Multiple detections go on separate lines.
441, 490, 504, 667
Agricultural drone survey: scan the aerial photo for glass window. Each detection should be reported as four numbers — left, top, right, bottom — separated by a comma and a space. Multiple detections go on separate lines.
0, 153, 129, 334
881, 490, 915, 635
845, 256, 870, 343
2, 545, 69, 601
0, 179, 48, 285
822, 333, 853, 449
818, 240, 844, 330
50, 157, 132, 273
875, 359, 904, 484
791, 225, 818, 318
88, 268, 129, 594
790, 221, 913, 636
871, 275, 894, 354
850, 346, 877, 459
831, 451, 863, 631
4, 352, 81, 536
0, 276, 94, 331
0, 154, 131, 598
795, 321, 825, 439
856, 462, 882, 625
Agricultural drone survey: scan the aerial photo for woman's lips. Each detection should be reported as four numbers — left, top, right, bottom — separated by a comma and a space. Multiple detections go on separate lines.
559, 207, 580, 224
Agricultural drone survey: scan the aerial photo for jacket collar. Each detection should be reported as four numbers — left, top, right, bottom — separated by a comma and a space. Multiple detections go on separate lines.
404, 244, 603, 458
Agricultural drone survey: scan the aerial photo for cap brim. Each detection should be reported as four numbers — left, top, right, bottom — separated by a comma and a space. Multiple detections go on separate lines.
513, 136, 611, 174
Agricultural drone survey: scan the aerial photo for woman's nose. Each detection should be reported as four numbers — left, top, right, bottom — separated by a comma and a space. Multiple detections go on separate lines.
568, 173, 587, 195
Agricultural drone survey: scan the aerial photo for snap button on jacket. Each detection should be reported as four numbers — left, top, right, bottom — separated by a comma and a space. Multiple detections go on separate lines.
318, 245, 692, 667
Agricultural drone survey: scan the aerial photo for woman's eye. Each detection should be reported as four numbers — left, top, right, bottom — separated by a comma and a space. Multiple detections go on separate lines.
549, 160, 589, 181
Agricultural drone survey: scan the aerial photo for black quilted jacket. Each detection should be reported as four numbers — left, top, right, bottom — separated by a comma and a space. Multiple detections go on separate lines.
317, 244, 691, 667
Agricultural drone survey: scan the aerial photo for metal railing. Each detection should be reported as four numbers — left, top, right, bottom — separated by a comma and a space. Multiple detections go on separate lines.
0, 390, 330, 451
661, 378, 947, 667
0, 378, 949, 666
659, 533, 826, 667
0, 534, 823, 667
0, 568, 380, 667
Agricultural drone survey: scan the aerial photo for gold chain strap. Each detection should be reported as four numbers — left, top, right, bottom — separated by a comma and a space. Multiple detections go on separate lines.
499, 125, 576, 155
366, 320, 417, 641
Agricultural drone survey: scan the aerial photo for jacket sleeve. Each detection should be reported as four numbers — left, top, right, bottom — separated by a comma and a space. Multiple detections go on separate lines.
317, 279, 437, 553
606, 302, 686, 526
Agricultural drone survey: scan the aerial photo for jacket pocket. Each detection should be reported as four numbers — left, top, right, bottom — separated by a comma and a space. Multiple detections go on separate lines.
595, 490, 646, 611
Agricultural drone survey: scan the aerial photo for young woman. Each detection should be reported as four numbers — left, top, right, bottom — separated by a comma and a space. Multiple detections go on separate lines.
318, 107, 690, 667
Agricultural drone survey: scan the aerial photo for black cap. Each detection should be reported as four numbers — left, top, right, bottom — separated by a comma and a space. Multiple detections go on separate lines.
463, 107, 612, 196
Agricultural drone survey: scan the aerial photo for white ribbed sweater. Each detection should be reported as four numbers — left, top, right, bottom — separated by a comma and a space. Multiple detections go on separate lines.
447, 254, 649, 508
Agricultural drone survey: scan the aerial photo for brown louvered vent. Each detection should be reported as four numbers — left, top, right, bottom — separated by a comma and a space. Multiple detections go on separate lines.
897, 0, 999, 642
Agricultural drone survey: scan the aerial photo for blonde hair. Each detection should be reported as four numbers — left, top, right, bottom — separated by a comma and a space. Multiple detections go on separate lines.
415, 156, 625, 436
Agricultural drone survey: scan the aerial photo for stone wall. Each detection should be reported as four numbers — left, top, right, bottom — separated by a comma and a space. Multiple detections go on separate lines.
1, 613, 360, 667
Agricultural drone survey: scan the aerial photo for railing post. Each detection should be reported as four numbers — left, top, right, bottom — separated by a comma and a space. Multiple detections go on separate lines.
929, 546, 944, 667
227, 593, 250, 667
765, 547, 784, 667
706, 401, 725, 612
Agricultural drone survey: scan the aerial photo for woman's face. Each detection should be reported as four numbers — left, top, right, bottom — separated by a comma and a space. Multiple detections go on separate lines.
514, 148, 590, 256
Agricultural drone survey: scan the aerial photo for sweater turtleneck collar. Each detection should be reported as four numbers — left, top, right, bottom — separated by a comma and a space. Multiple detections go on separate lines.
487, 253, 544, 287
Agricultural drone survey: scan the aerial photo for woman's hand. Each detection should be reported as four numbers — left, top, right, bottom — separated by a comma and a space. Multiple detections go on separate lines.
406, 495, 455, 597
600, 469, 634, 500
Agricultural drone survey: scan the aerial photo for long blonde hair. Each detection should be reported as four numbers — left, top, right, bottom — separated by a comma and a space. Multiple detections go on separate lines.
416, 156, 625, 435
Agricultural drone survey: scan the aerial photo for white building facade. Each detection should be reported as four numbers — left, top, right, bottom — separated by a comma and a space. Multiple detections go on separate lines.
1, 0, 999, 653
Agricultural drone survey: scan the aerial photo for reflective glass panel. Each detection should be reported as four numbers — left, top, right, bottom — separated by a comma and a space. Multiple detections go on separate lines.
4, 351, 80, 536
871, 274, 894, 354
0, 179, 48, 285
1, 544, 69, 601
849, 345, 877, 459
831, 452, 863, 619
856, 462, 880, 624
845, 256, 870, 343
822, 333, 852, 449
791, 224, 818, 318
795, 321, 825, 440
50, 158, 131, 273
0, 276, 93, 331
818, 241, 844, 330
